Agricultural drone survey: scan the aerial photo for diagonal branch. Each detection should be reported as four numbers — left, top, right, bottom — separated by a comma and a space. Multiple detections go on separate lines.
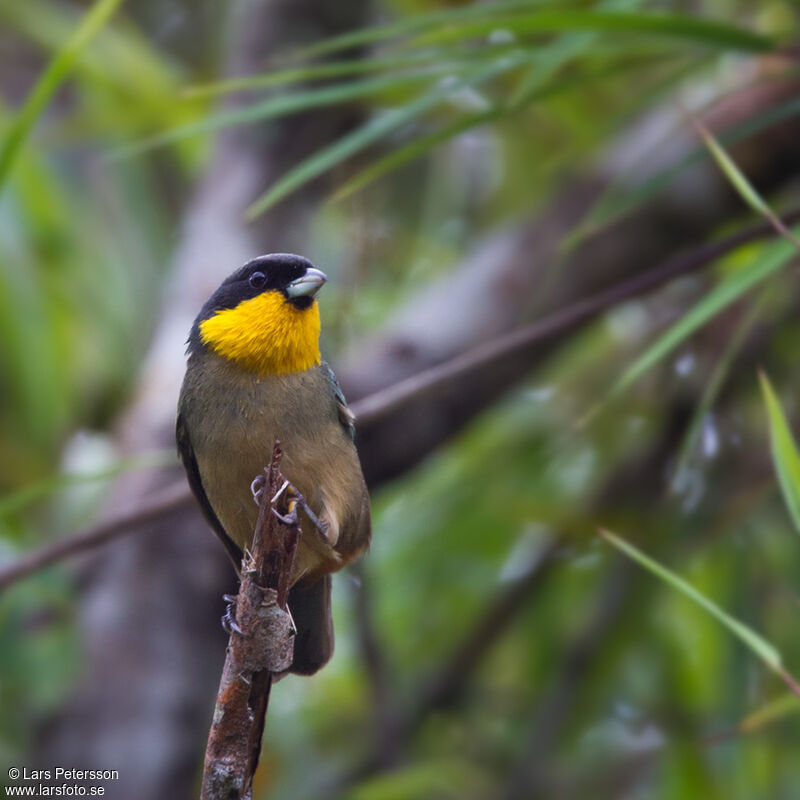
351, 210, 800, 440
0, 480, 193, 591
1, 213, 797, 593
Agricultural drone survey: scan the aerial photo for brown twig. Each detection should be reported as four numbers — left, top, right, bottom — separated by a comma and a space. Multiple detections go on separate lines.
200, 442, 299, 800
1, 213, 797, 592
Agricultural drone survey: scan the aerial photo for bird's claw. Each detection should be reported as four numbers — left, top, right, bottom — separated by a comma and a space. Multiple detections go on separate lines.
221, 593, 245, 635
272, 505, 299, 527
252, 474, 326, 537
251, 475, 266, 506
272, 485, 326, 538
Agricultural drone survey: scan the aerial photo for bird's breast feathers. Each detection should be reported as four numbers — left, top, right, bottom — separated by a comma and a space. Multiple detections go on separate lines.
180, 355, 369, 579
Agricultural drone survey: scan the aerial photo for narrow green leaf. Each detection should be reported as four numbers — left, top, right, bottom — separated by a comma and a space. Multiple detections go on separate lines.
700, 127, 771, 216
183, 52, 443, 97
507, 0, 646, 108
599, 529, 783, 670
573, 93, 800, 246
115, 70, 442, 158
508, 27, 595, 108
292, 0, 563, 60
739, 693, 800, 733
759, 371, 800, 535
0, 0, 125, 191
331, 110, 499, 202
415, 11, 774, 52
245, 53, 527, 219
182, 46, 520, 98
692, 115, 800, 254
672, 287, 769, 486
330, 51, 651, 201
581, 232, 797, 425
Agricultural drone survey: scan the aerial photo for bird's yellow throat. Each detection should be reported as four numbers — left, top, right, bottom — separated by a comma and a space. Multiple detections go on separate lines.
199, 291, 321, 375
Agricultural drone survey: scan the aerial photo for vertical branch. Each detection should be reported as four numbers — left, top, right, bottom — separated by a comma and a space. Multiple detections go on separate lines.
201, 442, 299, 800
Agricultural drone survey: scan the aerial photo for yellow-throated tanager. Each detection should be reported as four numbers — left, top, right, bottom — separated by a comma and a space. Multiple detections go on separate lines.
176, 254, 371, 674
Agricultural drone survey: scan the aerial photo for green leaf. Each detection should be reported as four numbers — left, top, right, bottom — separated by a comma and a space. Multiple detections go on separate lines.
245, 53, 528, 219
700, 125, 772, 217
599, 529, 784, 671
0, 0, 125, 191
331, 109, 499, 202
692, 116, 800, 253
330, 50, 651, 201
507, 0, 647, 108
672, 287, 769, 486
739, 692, 800, 733
581, 232, 798, 424
292, 0, 564, 60
571, 93, 800, 246
182, 46, 518, 98
115, 70, 442, 158
414, 11, 774, 52
759, 371, 800, 535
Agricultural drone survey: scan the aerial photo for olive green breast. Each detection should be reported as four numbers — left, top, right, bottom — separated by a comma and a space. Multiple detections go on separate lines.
178, 351, 370, 580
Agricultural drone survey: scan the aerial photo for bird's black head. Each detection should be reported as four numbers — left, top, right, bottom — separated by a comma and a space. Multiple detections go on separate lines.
188, 253, 327, 355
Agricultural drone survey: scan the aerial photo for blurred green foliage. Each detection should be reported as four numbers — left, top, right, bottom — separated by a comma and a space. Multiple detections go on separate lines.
2, 1, 800, 798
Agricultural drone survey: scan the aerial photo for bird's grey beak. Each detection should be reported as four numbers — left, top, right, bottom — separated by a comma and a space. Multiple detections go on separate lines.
286, 268, 328, 299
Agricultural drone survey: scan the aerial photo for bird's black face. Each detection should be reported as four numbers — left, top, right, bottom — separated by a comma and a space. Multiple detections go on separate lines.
188, 253, 328, 354
211, 254, 325, 312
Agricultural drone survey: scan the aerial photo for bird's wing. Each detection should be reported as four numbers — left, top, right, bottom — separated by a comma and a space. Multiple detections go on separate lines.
322, 362, 372, 558
176, 412, 243, 567
322, 361, 356, 440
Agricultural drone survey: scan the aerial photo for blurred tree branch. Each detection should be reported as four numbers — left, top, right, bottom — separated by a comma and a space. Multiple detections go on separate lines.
0, 481, 193, 591
3, 212, 797, 592
341, 76, 800, 485
351, 209, 800, 443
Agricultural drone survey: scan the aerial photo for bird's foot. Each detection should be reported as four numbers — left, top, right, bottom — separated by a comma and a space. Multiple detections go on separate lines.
271, 483, 326, 537
272, 505, 299, 527
250, 474, 267, 506
252, 472, 327, 537
271, 482, 300, 526
221, 593, 244, 636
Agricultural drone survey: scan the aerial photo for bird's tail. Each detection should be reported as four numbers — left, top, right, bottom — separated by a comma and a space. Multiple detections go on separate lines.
288, 574, 334, 675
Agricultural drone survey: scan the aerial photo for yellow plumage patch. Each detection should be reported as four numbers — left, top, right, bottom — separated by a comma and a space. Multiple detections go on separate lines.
199, 291, 321, 375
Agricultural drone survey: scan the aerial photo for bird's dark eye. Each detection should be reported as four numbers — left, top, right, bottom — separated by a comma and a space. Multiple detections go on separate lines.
249, 271, 266, 289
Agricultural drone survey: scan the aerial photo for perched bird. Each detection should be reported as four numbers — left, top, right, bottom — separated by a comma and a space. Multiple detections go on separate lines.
176, 253, 371, 675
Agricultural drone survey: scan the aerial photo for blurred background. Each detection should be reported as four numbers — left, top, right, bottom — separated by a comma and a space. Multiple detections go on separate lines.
2, 0, 800, 798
